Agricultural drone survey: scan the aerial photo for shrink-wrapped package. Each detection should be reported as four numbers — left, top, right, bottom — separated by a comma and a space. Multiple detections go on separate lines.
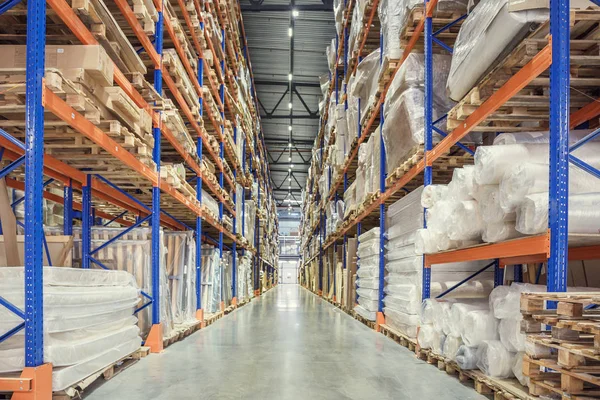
512, 352, 528, 386
489, 283, 545, 319
476, 340, 516, 378
418, 324, 436, 349
343, 181, 357, 219
447, 200, 483, 241
482, 222, 522, 243
448, 302, 489, 336
448, 166, 476, 201
432, 330, 446, 354
352, 49, 381, 121
493, 129, 595, 146
499, 317, 526, 352
443, 335, 463, 360
433, 301, 453, 333
346, 76, 359, 141
479, 186, 516, 223
384, 307, 421, 338
421, 184, 449, 208
516, 192, 600, 235
461, 310, 499, 346
447, 0, 543, 101
456, 345, 479, 370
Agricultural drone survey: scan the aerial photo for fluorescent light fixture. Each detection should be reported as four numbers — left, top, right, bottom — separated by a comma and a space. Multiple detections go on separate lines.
288, 102, 293, 109
288, 142, 292, 147
288, 73, 293, 81
288, 156, 292, 161
288, 28, 293, 37
288, 177, 292, 181
288, 168, 291, 172
292, 9, 299, 17
288, 126, 292, 131
290, 164, 294, 168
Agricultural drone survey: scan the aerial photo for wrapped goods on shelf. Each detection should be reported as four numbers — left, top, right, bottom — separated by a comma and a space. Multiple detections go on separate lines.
447, 166, 476, 201
482, 222, 522, 243
443, 335, 463, 360
512, 351, 528, 386
0, 267, 141, 388
201, 245, 222, 314
461, 310, 499, 346
327, 38, 336, 72
479, 185, 516, 223
164, 231, 197, 326
347, 2, 363, 62
456, 345, 480, 370
475, 340, 516, 378
516, 192, 600, 235
418, 324, 436, 349
447, 200, 483, 241
500, 162, 600, 213
72, 228, 173, 338
421, 184, 449, 208
499, 317, 526, 353
384, 307, 421, 338
448, 301, 489, 337
432, 330, 446, 354
344, 181, 357, 218
368, 127, 382, 195
352, 49, 381, 122
354, 228, 381, 320
446, 0, 545, 101
334, 0, 345, 35
346, 76, 359, 142
355, 165, 366, 206
320, 74, 330, 98
493, 129, 594, 146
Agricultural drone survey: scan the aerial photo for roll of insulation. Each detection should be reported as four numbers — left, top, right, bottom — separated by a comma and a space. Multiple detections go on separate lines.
420, 299, 436, 325
442, 335, 463, 361
512, 352, 528, 386
482, 222, 522, 243
448, 302, 489, 337
418, 324, 436, 349
421, 184, 449, 208
476, 340, 516, 378
432, 330, 446, 355
432, 301, 452, 333
448, 200, 483, 241
461, 310, 499, 346
499, 317, 526, 353
448, 166, 475, 201
455, 345, 479, 370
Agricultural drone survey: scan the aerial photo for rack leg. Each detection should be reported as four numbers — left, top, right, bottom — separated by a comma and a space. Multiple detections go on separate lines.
11, 364, 52, 400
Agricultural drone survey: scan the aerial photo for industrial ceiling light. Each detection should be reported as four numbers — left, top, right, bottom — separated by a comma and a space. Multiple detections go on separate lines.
288, 142, 292, 147
288, 185, 291, 189
288, 168, 291, 172
288, 102, 293, 109
290, 164, 294, 169
288, 126, 292, 131
288, 27, 293, 37
292, 9, 299, 17
288, 73, 293, 81
288, 156, 292, 161
288, 177, 292, 182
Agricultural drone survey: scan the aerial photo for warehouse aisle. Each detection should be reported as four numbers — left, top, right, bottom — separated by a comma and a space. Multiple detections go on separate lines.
86, 285, 485, 400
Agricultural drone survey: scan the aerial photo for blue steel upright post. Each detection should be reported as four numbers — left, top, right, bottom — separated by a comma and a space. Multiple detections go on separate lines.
63, 180, 73, 236
422, 0, 433, 301
376, 32, 386, 332
21, 0, 53, 385
232, 126, 238, 307
146, 0, 164, 353
547, 0, 570, 298
195, 19, 205, 324
218, 28, 225, 311
81, 175, 92, 269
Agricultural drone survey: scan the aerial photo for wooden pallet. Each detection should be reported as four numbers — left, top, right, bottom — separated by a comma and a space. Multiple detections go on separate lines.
400, 6, 464, 51
447, 10, 600, 133
51, 347, 150, 400
379, 324, 417, 352
351, 310, 376, 329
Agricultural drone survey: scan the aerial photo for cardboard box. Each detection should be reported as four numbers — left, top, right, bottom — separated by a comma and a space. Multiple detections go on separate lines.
508, 0, 594, 11
0, 45, 114, 86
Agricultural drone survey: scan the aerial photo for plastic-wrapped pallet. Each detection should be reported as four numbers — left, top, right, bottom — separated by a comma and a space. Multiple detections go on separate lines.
346, 75, 359, 142
333, 0, 345, 35
164, 231, 197, 326
343, 181, 357, 219
446, 0, 546, 101
354, 228, 381, 321
476, 340, 516, 378
201, 244, 222, 313
0, 267, 141, 390
351, 49, 381, 122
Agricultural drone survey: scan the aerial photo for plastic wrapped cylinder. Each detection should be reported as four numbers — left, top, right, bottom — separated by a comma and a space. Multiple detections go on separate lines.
421, 184, 449, 208
418, 324, 436, 349
447, 166, 476, 201
433, 301, 453, 333
448, 302, 489, 337
447, 200, 483, 241
499, 317, 526, 353
378, 0, 407, 63
479, 185, 516, 223
476, 340, 516, 378
446, 0, 540, 101
493, 129, 595, 146
516, 192, 600, 235
443, 335, 463, 361
415, 229, 443, 254
420, 298, 436, 325
490, 283, 545, 320
442, 303, 453, 335
512, 352, 528, 386
385, 307, 421, 338
432, 330, 446, 354
482, 222, 522, 243
426, 200, 460, 235
354, 304, 376, 321
461, 310, 499, 346
456, 345, 479, 370
500, 163, 600, 213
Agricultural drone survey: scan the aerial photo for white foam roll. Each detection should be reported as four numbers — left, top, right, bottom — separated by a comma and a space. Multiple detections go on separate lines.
418, 324, 436, 349
415, 229, 438, 255
448, 200, 483, 241
490, 283, 545, 320
432, 330, 446, 355
426, 200, 460, 235
443, 335, 463, 361
499, 317, 526, 353
448, 302, 489, 337
516, 192, 600, 235
420, 299, 436, 325
479, 186, 516, 223
456, 345, 479, 370
421, 184, 449, 208
433, 301, 453, 333
476, 340, 516, 378
442, 303, 453, 335
461, 310, 499, 347
482, 221, 522, 243
448, 166, 475, 201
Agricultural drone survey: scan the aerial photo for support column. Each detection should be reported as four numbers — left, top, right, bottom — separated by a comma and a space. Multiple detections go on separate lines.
81, 175, 91, 269
195, 18, 205, 325
63, 180, 73, 236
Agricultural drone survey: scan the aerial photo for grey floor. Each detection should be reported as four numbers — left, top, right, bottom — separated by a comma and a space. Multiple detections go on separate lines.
86, 285, 486, 400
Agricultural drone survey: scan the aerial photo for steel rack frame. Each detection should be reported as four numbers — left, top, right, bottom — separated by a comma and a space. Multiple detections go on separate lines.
0, 0, 278, 396
300, 0, 600, 332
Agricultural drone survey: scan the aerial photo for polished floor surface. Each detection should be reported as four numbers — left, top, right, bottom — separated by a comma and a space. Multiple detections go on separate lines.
86, 285, 486, 400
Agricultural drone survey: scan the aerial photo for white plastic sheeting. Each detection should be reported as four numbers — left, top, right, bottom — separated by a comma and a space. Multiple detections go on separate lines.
476, 340, 516, 378
461, 310, 499, 346
456, 345, 479, 370
354, 228, 381, 320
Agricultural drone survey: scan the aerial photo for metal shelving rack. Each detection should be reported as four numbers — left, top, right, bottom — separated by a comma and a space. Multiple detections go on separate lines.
0, 0, 277, 395
300, 0, 600, 332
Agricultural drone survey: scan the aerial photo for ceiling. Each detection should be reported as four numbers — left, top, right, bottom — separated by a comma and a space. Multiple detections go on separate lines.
241, 0, 335, 208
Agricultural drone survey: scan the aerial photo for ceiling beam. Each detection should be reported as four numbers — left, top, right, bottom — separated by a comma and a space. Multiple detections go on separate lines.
255, 80, 321, 88
261, 114, 319, 120
241, 4, 332, 12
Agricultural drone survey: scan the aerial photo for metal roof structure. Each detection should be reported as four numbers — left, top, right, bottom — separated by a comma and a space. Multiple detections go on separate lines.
241, 0, 335, 208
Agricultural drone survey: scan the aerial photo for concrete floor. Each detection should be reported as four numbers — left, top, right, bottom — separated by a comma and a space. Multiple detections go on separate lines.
86, 285, 486, 400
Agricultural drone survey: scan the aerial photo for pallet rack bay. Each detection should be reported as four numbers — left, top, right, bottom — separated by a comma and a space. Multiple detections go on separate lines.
0, 0, 278, 396
300, 0, 600, 395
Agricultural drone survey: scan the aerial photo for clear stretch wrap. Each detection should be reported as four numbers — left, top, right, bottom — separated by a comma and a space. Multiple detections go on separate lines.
516, 192, 600, 235
489, 283, 545, 319
447, 0, 543, 101
346, 76, 359, 142
475, 143, 600, 185
421, 184, 449, 208
433, 301, 453, 333
369, 127, 382, 195
478, 185, 515, 223
385, 308, 421, 338
443, 335, 463, 361
512, 352, 528, 386
456, 345, 479, 370
447, 166, 476, 201
493, 129, 594, 145
476, 340, 516, 378
482, 221, 522, 243
164, 231, 197, 326
418, 324, 436, 349
432, 331, 446, 354
499, 317, 526, 352
327, 38, 336, 72
343, 181, 357, 219
500, 163, 600, 213
461, 310, 499, 346
201, 245, 222, 313
352, 49, 381, 121
348, 2, 363, 61
448, 302, 489, 336
447, 200, 483, 241
334, 0, 345, 35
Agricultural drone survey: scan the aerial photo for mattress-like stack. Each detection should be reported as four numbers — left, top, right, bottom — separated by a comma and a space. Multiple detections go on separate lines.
0, 267, 141, 391
354, 228, 381, 321
201, 244, 223, 313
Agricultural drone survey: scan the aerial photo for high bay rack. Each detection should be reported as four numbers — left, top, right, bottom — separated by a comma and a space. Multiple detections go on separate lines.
300, 0, 600, 329
0, 0, 279, 395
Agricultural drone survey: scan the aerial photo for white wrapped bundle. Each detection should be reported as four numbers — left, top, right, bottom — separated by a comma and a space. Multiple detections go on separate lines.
448, 302, 489, 336
482, 222, 522, 243
448, 166, 476, 201
415, 229, 439, 254
443, 335, 463, 361
384, 307, 420, 338
461, 310, 499, 346
386, 244, 417, 261
500, 162, 600, 213
479, 186, 516, 223
525, 340, 553, 359
357, 287, 379, 301
432, 330, 446, 354
476, 340, 515, 378
493, 129, 594, 146
433, 301, 452, 333
386, 256, 423, 273
418, 324, 436, 349
352, 49, 381, 120
426, 200, 460, 234
388, 185, 424, 216
489, 283, 545, 320
431, 280, 494, 299
499, 317, 526, 352
387, 211, 424, 237
421, 298, 436, 324
421, 184, 449, 208
386, 230, 417, 247
448, 200, 483, 241
356, 277, 379, 290
516, 192, 600, 235
512, 352, 528, 386
442, 303, 453, 335
456, 345, 479, 370
354, 304, 376, 321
